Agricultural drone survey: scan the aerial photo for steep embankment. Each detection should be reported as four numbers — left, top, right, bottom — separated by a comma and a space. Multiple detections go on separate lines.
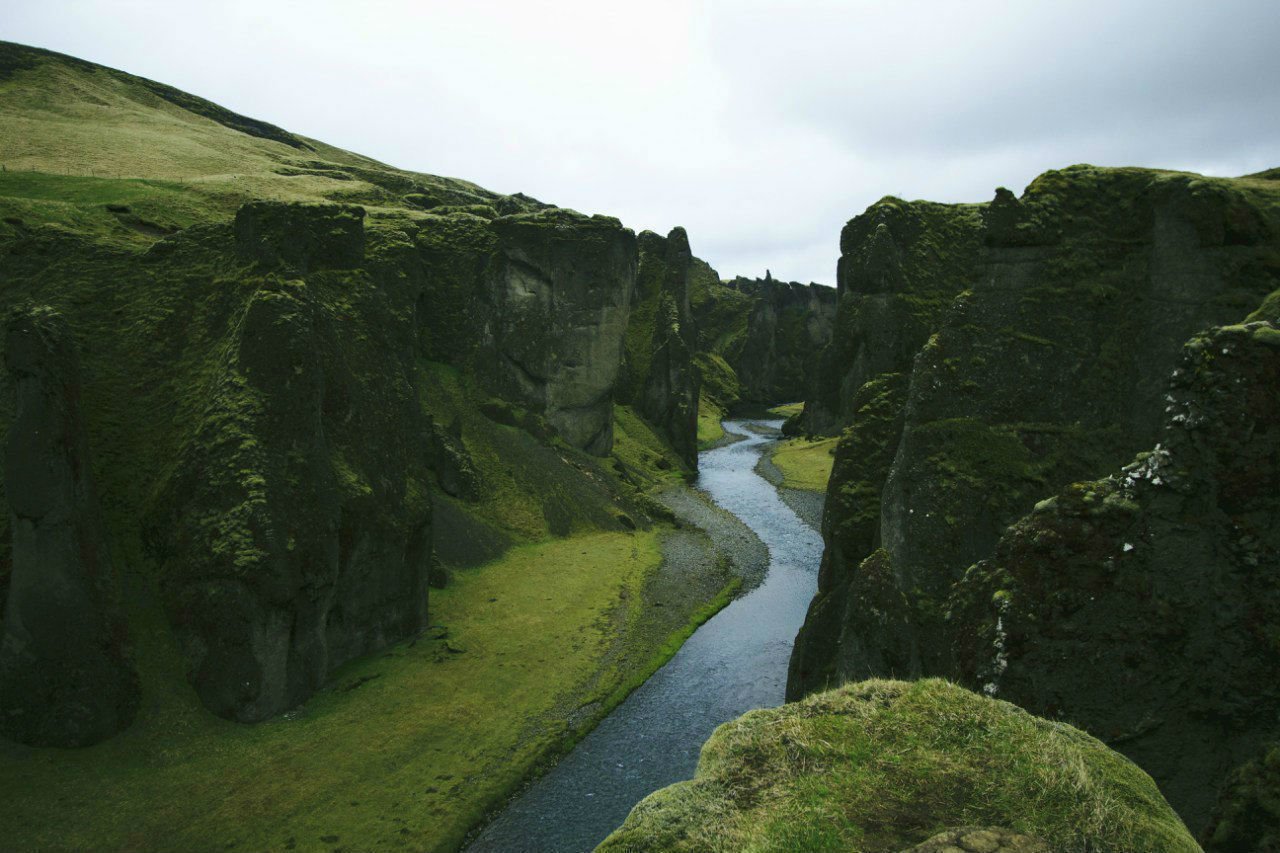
789, 164, 1280, 837
599, 678, 1200, 852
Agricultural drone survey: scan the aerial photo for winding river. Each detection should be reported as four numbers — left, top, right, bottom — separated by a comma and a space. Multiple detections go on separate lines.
466, 420, 823, 852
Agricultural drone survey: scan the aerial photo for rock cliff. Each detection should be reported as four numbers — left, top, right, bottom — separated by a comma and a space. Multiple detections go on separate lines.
621, 228, 700, 468
948, 320, 1280, 834
789, 165, 1280, 835
723, 275, 836, 408
0, 307, 139, 745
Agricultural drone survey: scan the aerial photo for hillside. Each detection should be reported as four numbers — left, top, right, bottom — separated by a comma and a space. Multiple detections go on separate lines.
0, 41, 778, 851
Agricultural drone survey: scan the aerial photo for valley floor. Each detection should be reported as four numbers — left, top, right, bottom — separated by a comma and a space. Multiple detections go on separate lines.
0, 495, 742, 853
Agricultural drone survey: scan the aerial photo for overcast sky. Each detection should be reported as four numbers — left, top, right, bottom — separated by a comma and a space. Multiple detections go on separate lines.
5, 0, 1278, 284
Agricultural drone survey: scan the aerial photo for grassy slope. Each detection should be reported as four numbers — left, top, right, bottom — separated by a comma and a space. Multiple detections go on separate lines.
3, 533, 668, 852
0, 42, 743, 851
768, 435, 839, 492
599, 679, 1199, 853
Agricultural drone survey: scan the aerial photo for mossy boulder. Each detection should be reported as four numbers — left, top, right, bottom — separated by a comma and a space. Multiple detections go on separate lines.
0, 307, 139, 746
598, 679, 1199, 852
947, 321, 1280, 834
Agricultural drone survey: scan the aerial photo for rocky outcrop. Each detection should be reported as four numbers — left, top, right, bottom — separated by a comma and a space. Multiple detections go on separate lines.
416, 208, 637, 456
598, 679, 1198, 852
622, 228, 700, 467
234, 201, 366, 272
0, 307, 139, 746
789, 166, 1280, 834
1204, 740, 1280, 852
152, 262, 435, 721
948, 321, 1280, 834
803, 197, 985, 434
724, 275, 836, 407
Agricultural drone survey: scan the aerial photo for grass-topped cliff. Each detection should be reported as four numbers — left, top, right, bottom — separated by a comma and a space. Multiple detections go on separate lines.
790, 163, 1280, 841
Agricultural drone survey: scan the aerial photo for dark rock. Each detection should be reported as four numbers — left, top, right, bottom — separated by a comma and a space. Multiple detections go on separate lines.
0, 306, 139, 746
627, 227, 701, 468
725, 275, 837, 408
948, 321, 1280, 833
234, 201, 366, 273
790, 166, 1280, 833
151, 280, 433, 722
477, 210, 637, 456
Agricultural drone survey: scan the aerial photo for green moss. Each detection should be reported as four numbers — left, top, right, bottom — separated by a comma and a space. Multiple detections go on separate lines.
600, 679, 1199, 853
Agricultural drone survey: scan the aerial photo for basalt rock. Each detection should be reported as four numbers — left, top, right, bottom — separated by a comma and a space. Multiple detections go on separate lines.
724, 275, 836, 408
0, 306, 139, 746
152, 278, 433, 722
234, 201, 366, 273
790, 166, 1280, 835
948, 321, 1280, 834
623, 228, 700, 467
411, 207, 638, 456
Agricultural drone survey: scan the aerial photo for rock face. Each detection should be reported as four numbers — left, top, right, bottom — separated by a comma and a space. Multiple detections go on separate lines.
948, 321, 1280, 834
788, 166, 1280, 834
416, 207, 637, 456
622, 228, 700, 467
0, 307, 139, 746
725, 276, 836, 407
152, 206, 435, 723
598, 679, 1198, 853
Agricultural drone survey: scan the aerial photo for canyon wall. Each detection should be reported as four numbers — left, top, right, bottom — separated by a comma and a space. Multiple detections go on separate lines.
788, 165, 1280, 834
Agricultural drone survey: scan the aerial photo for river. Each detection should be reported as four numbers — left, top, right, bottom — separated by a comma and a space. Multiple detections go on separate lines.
465, 420, 823, 852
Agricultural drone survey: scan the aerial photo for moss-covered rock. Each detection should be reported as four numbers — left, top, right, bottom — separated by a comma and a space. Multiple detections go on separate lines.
726, 275, 837, 407
1204, 741, 1280, 852
0, 306, 140, 746
791, 165, 1280, 834
947, 321, 1280, 834
598, 679, 1199, 852
622, 228, 701, 468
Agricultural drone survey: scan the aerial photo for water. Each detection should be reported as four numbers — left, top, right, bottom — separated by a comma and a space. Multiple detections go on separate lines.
466, 420, 823, 852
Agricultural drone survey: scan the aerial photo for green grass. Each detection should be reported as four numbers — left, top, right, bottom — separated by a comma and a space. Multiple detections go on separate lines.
697, 392, 727, 448
0, 41, 498, 240
767, 401, 804, 418
599, 679, 1200, 852
770, 435, 839, 491
0, 529, 731, 853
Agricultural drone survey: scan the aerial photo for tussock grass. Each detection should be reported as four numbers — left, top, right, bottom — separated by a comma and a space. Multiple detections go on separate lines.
599, 679, 1199, 852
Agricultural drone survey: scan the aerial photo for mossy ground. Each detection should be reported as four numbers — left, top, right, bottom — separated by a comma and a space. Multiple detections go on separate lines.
0, 529, 741, 853
697, 392, 728, 448
768, 434, 838, 492
599, 679, 1199, 853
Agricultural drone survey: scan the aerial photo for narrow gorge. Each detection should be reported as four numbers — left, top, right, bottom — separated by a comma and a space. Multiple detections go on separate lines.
0, 37, 1277, 853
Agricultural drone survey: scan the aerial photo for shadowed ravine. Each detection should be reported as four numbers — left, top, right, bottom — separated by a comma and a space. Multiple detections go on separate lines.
466, 420, 823, 852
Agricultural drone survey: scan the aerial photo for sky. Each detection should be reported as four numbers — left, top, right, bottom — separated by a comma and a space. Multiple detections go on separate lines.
4, 0, 1278, 284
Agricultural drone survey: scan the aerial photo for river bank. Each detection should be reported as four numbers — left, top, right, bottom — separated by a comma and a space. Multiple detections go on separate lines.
466, 420, 823, 852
